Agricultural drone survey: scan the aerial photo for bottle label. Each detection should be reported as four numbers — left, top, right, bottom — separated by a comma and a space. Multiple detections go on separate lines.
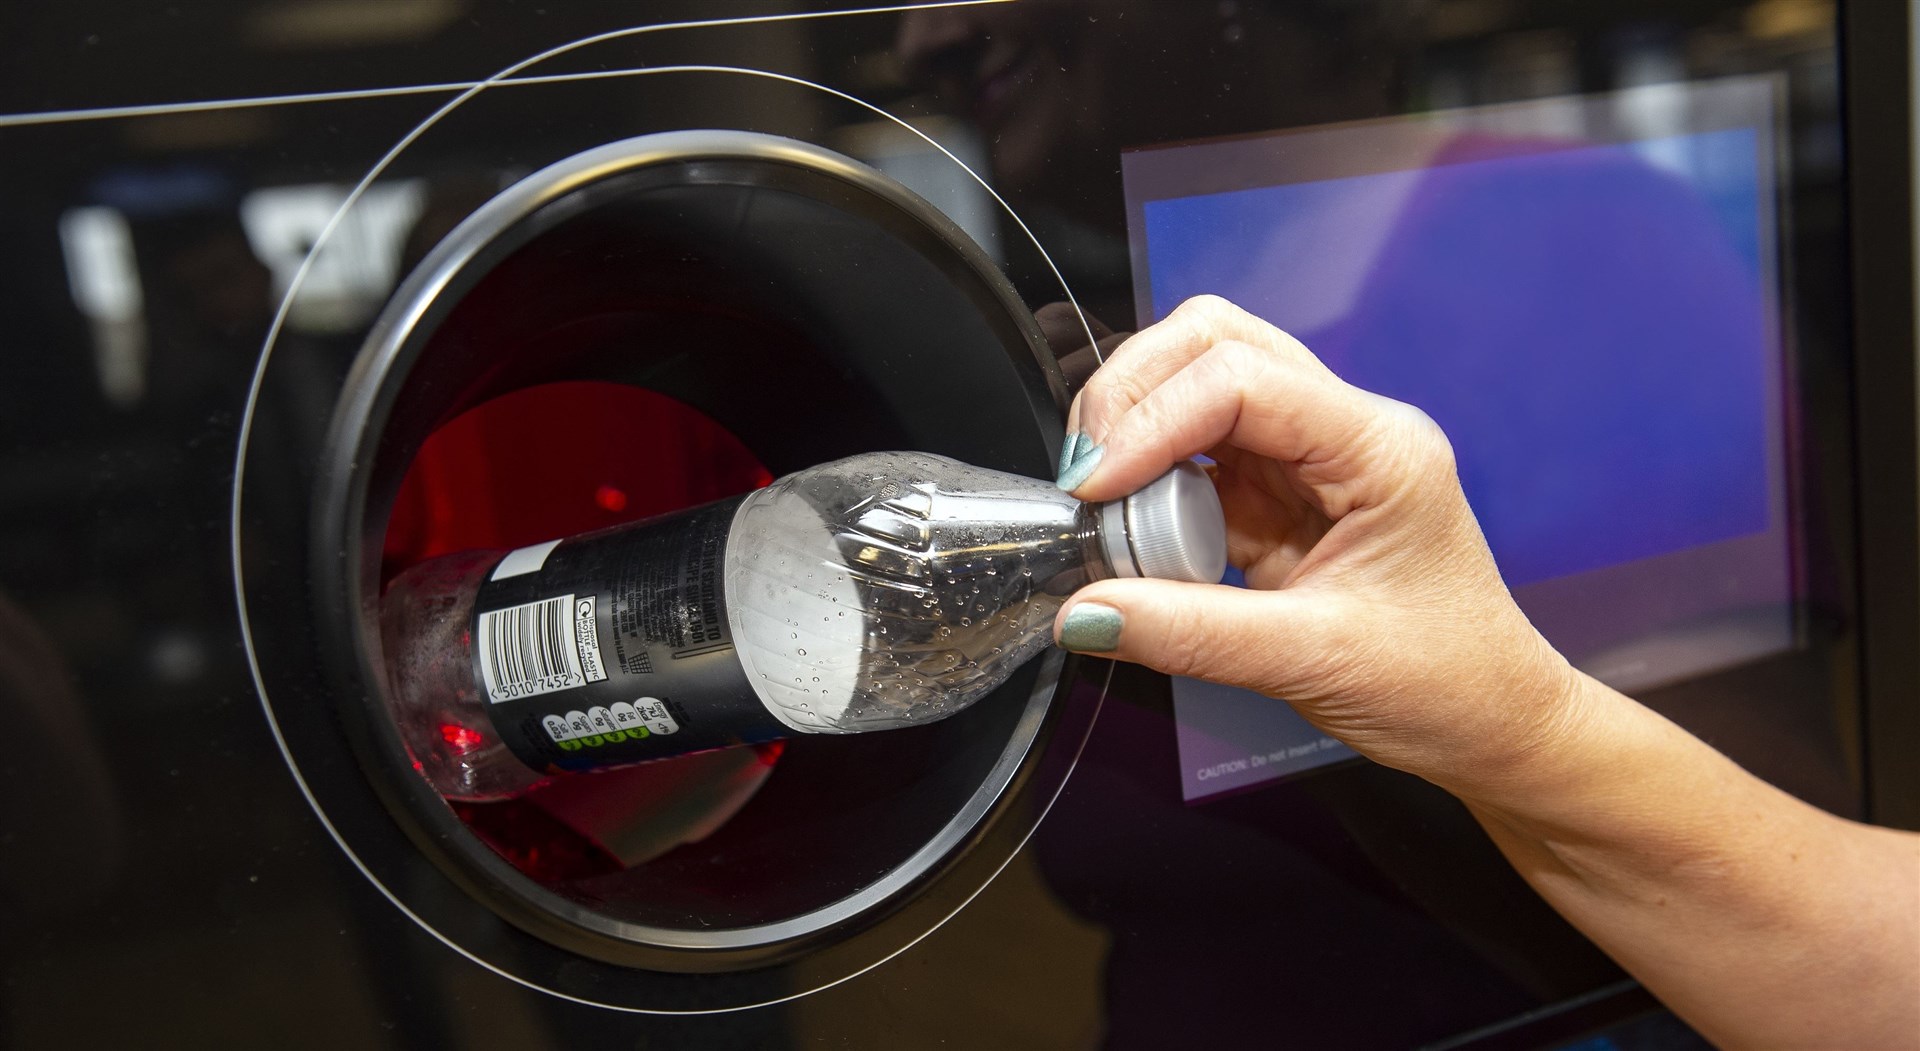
470, 494, 785, 773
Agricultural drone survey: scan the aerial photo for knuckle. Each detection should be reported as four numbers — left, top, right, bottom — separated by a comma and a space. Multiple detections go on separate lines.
1082, 342, 1192, 427
1174, 293, 1236, 322
1205, 340, 1296, 412
1125, 386, 1176, 435
1082, 371, 1148, 428
1074, 365, 1118, 412
1177, 295, 1312, 364
1376, 399, 1458, 478
1172, 294, 1240, 342
1106, 367, 1157, 410
1268, 326, 1325, 368
1211, 338, 1272, 377
1407, 410, 1460, 476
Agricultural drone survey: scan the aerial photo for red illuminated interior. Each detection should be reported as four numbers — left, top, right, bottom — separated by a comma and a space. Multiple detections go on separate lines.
384, 380, 773, 580
384, 380, 779, 883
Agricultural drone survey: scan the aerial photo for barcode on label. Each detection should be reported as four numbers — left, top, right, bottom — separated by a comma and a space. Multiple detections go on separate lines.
477, 594, 607, 703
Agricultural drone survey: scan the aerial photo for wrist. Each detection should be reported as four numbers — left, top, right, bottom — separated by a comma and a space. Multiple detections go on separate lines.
1450, 668, 1789, 893
1440, 657, 1640, 819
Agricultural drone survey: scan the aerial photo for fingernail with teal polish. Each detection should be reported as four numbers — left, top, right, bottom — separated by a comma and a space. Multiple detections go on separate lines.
1055, 442, 1104, 491
1056, 431, 1082, 480
1059, 602, 1124, 652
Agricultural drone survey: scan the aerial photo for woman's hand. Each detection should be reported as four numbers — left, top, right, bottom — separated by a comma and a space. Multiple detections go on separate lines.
1054, 294, 1588, 803
1056, 294, 1920, 1049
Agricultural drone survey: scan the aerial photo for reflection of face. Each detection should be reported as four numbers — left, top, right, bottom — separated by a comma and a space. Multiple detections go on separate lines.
898, 2, 1398, 212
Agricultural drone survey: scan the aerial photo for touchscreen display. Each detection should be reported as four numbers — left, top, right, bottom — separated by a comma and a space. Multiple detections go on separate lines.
1121, 77, 1794, 801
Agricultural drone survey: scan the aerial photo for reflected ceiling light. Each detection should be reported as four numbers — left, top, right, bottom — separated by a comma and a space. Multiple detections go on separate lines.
245, 0, 466, 49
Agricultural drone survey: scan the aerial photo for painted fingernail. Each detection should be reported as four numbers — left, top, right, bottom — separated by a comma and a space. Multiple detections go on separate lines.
1055, 442, 1104, 492
1058, 602, 1124, 652
1056, 430, 1083, 481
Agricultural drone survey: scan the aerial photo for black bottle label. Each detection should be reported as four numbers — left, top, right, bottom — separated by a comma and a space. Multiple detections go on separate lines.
470, 494, 786, 773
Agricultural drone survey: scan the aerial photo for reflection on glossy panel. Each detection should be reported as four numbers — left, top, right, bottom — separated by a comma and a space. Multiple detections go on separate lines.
0, 1, 1856, 1047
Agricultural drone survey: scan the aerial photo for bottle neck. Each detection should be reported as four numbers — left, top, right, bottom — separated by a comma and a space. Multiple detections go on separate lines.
1076, 501, 1124, 583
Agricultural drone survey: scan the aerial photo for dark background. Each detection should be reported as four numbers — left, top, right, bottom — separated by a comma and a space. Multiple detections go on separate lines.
0, 2, 1887, 1048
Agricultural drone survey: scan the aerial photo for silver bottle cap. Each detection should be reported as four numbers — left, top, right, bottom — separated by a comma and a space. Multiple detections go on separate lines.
1099, 460, 1228, 583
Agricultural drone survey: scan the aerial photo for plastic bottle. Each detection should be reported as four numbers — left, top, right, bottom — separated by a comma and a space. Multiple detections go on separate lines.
379, 451, 1226, 800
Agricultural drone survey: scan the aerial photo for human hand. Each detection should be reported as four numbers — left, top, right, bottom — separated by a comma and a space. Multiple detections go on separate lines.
1054, 295, 1590, 802
1053, 296, 1920, 1050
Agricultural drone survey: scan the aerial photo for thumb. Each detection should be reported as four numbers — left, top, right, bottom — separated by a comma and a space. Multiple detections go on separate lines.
1054, 577, 1344, 698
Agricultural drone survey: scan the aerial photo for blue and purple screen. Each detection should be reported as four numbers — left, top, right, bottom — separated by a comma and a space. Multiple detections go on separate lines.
1122, 79, 1795, 801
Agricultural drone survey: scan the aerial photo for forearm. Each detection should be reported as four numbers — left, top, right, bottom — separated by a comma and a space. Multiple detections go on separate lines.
1459, 675, 1920, 1050
1056, 295, 1919, 1045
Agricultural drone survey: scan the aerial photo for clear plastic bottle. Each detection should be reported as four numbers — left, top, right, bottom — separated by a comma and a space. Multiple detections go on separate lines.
380, 451, 1225, 800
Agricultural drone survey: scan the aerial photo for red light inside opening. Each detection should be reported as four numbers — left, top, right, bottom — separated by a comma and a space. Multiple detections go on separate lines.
439, 722, 487, 753
383, 380, 774, 583
593, 484, 629, 513
383, 380, 779, 881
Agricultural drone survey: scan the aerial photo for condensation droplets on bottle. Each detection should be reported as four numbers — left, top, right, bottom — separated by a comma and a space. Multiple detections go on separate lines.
379, 450, 1226, 800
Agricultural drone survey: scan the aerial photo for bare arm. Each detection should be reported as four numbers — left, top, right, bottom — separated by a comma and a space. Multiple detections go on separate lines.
1053, 294, 1920, 1049
1462, 676, 1920, 1050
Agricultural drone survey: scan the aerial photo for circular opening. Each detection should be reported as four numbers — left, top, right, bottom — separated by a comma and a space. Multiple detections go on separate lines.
343, 133, 1066, 956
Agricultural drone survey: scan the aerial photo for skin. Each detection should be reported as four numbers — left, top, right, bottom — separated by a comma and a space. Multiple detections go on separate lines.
1055, 294, 1920, 1050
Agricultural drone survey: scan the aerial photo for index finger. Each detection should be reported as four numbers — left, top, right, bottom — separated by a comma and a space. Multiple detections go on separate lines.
1067, 295, 1327, 451
1065, 339, 1390, 515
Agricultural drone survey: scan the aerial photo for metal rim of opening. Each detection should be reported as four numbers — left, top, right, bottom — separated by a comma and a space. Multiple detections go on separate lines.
318, 130, 1073, 958
231, 35, 1114, 1010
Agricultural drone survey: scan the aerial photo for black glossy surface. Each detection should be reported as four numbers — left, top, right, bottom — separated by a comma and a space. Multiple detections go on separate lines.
0, 1, 1880, 1047
305, 131, 1085, 979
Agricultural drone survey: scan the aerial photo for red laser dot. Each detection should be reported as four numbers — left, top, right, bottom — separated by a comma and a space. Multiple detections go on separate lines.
593, 484, 628, 513
440, 723, 486, 753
